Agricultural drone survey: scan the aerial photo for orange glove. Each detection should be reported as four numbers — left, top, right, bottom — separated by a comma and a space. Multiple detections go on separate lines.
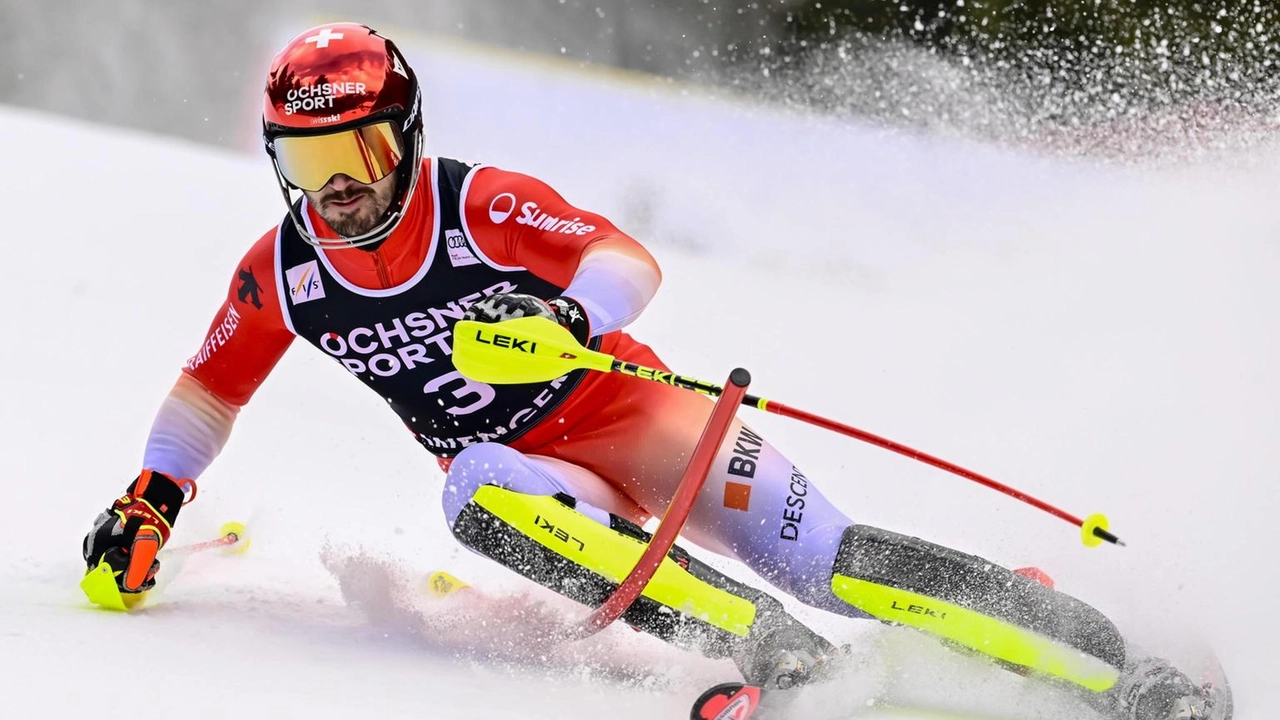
82, 470, 194, 593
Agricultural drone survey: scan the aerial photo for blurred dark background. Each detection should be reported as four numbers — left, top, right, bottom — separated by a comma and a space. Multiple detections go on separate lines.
760, 1, 1280, 133
2, 0, 1276, 153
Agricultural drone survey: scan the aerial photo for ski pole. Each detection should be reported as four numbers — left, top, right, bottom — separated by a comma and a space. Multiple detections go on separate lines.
166, 521, 250, 557
452, 318, 1123, 548
575, 368, 751, 638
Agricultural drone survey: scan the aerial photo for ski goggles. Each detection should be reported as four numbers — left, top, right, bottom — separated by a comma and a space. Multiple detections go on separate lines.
273, 121, 404, 192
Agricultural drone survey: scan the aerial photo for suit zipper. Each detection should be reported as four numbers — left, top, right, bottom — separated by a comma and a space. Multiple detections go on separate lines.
374, 248, 392, 288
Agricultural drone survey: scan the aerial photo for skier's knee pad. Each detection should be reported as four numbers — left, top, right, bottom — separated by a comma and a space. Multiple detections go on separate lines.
831, 524, 1126, 691
440, 442, 540, 527
450, 483, 799, 659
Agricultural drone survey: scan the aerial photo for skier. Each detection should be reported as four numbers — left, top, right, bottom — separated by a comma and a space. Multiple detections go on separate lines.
80, 22, 1226, 720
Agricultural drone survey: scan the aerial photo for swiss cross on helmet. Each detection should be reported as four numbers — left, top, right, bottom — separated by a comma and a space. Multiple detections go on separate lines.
262, 22, 424, 248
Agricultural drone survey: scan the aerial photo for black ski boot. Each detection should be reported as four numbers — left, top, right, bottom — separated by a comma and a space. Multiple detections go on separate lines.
733, 618, 839, 690
1108, 656, 1232, 720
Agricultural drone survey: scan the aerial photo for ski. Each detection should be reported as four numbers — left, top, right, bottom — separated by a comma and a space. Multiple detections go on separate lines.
690, 680, 1053, 720
691, 682, 768, 720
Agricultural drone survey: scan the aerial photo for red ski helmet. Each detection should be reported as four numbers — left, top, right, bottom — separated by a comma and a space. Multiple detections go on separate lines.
262, 22, 424, 248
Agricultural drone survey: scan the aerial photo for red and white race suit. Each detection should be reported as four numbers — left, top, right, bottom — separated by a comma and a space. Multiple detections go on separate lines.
143, 157, 857, 614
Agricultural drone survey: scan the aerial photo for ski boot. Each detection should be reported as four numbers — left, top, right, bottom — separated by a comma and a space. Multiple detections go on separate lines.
1108, 656, 1233, 720
734, 621, 840, 690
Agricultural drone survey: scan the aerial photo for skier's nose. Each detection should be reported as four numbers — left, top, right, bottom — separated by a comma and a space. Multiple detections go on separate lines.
325, 174, 360, 192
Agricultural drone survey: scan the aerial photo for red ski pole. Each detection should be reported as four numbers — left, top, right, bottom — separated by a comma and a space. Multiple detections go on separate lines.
166, 521, 250, 557
452, 318, 1123, 549
610, 360, 1124, 548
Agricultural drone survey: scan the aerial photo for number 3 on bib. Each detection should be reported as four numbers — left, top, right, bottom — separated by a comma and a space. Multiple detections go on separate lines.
423, 370, 496, 415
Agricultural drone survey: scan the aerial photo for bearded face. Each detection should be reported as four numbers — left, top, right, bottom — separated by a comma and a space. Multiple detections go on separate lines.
305, 170, 398, 239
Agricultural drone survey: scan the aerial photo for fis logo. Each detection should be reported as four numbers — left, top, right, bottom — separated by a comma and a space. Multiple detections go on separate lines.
286, 261, 326, 305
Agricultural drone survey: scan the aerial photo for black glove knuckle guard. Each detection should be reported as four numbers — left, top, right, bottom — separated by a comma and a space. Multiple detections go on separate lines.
463, 292, 591, 345
463, 292, 554, 323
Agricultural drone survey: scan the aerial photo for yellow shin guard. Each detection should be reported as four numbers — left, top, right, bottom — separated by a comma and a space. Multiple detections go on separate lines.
453, 485, 785, 657
830, 525, 1124, 692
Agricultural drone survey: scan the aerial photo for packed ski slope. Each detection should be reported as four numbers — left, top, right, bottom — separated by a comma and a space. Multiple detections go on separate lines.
3, 37, 1278, 719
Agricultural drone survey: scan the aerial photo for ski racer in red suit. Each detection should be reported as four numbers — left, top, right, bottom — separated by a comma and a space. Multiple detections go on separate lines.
80, 23, 1228, 720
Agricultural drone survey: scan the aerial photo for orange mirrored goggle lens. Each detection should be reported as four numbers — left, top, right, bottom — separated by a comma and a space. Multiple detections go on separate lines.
274, 121, 404, 192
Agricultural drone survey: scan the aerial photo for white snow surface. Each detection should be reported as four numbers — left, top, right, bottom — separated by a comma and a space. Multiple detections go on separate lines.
3, 40, 1278, 719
